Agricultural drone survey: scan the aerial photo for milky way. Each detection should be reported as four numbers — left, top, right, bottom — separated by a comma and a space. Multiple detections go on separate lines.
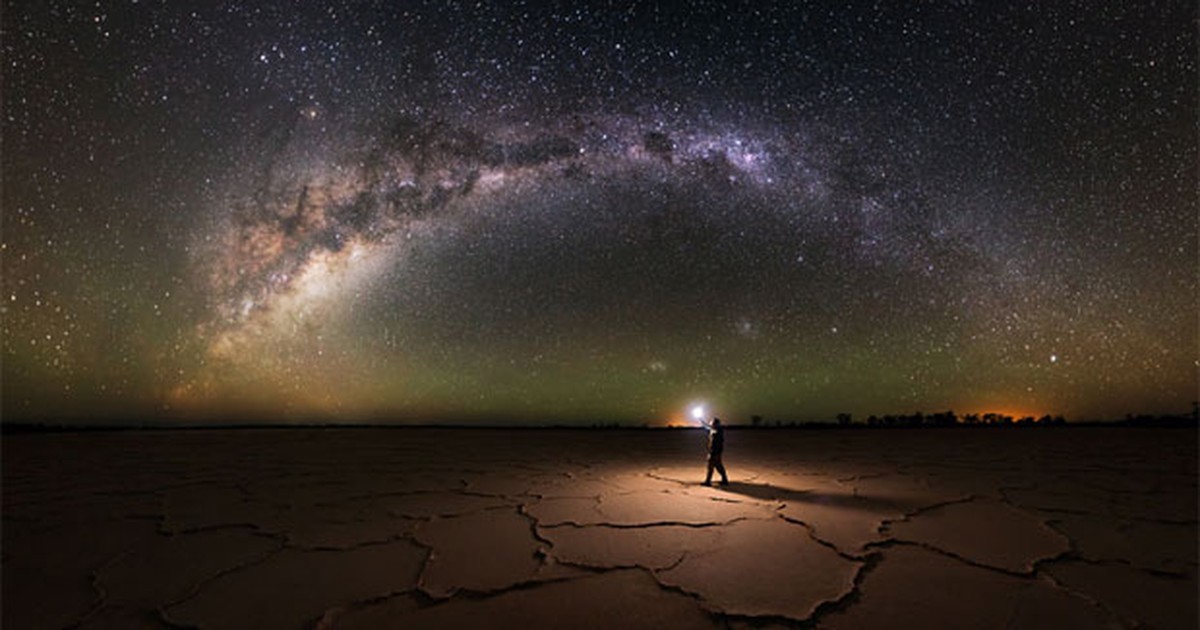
3, 2, 1195, 423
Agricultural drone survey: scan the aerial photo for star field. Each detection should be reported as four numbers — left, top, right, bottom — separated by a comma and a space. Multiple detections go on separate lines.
2, 1, 1196, 423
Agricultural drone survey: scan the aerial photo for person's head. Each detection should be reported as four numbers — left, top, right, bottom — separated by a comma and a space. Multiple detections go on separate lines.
712, 418, 721, 427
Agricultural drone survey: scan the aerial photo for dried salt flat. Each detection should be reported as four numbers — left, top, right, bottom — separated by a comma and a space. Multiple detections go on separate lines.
325, 569, 717, 629
3, 427, 1196, 629
884, 499, 1071, 574
162, 540, 428, 629
819, 545, 1113, 629
412, 508, 545, 597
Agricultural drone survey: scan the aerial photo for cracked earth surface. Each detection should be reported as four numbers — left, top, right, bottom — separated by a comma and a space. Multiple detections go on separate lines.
3, 427, 1196, 628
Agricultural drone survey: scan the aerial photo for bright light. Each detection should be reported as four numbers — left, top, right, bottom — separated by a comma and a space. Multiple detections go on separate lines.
691, 405, 705, 420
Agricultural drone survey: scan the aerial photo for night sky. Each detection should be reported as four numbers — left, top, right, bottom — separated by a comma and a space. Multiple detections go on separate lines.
2, 1, 1196, 424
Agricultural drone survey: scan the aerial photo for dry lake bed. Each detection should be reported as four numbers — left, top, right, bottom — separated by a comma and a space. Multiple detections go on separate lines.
3, 426, 1196, 629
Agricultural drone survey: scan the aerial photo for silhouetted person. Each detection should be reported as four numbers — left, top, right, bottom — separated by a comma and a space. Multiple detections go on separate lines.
702, 418, 729, 486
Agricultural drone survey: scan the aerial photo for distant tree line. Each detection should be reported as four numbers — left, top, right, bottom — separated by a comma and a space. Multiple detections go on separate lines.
731, 405, 1200, 429
739, 411, 1065, 428
863, 411, 1065, 427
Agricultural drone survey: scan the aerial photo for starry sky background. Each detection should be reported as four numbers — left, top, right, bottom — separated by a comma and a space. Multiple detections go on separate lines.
2, 1, 1196, 424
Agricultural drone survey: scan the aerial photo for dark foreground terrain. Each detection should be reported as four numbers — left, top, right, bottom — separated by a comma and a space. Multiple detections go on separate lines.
3, 427, 1197, 628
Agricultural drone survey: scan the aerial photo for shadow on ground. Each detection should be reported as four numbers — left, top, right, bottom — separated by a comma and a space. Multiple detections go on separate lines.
713, 481, 916, 512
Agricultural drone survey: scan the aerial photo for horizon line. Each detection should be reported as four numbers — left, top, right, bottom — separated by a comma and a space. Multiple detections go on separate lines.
3, 414, 1196, 433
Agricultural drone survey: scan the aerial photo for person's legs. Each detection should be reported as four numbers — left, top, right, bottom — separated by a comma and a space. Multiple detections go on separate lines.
704, 457, 714, 485
710, 454, 728, 484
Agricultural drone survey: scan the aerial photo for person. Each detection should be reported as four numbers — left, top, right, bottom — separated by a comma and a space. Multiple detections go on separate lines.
702, 417, 729, 486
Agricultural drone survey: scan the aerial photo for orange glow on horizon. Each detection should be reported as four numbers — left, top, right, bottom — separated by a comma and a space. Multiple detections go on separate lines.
960, 407, 1049, 422
661, 410, 707, 428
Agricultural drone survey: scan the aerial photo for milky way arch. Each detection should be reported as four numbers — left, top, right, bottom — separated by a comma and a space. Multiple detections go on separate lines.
183, 109, 1012, 417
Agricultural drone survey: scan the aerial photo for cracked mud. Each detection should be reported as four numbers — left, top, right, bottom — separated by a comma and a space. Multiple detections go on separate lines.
3, 427, 1196, 628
